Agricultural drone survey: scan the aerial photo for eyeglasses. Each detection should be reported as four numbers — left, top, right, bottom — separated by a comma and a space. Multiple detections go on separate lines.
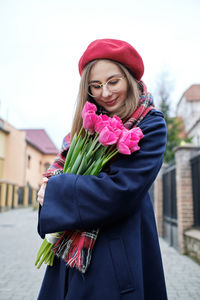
88, 75, 125, 98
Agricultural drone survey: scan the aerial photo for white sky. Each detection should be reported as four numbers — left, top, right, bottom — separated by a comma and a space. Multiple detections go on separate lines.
0, 0, 200, 148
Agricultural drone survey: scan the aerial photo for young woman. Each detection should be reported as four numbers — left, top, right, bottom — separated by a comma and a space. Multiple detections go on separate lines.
37, 39, 168, 300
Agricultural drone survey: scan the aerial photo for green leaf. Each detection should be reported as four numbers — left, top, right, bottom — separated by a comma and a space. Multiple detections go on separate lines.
89, 158, 103, 176
67, 135, 87, 170
77, 153, 88, 175
70, 152, 83, 174
83, 161, 96, 175
63, 132, 78, 173
93, 146, 106, 161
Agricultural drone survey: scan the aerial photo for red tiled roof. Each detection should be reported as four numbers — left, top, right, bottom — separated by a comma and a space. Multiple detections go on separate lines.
23, 129, 58, 154
183, 84, 200, 101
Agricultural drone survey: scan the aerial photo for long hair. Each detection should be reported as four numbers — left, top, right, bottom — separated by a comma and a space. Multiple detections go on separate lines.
70, 59, 140, 139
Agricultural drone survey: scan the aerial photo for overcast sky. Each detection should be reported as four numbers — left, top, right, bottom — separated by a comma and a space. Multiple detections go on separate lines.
0, 0, 200, 148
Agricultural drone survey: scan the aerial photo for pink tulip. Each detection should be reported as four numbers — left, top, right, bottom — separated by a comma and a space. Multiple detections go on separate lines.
95, 114, 110, 133
117, 129, 132, 154
81, 101, 97, 119
109, 115, 124, 130
117, 127, 144, 155
83, 112, 98, 134
130, 127, 144, 140
99, 125, 121, 146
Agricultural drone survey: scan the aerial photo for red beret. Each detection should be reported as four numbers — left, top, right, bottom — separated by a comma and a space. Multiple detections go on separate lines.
78, 39, 144, 80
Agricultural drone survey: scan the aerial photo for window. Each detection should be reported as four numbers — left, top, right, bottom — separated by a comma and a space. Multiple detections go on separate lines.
44, 162, 50, 172
28, 155, 31, 168
39, 161, 42, 172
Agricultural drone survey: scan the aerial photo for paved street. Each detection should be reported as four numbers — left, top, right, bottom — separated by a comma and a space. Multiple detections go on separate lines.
0, 208, 45, 300
0, 208, 200, 300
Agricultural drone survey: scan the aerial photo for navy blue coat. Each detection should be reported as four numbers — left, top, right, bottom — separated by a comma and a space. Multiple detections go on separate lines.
38, 110, 168, 300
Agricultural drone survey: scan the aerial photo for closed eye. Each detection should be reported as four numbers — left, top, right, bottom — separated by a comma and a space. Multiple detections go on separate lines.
108, 79, 120, 85
89, 83, 101, 89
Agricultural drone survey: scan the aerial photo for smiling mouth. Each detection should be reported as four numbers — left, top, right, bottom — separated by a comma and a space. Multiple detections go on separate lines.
105, 98, 118, 107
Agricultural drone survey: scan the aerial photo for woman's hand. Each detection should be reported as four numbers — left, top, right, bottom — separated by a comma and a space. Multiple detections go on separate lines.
37, 177, 48, 206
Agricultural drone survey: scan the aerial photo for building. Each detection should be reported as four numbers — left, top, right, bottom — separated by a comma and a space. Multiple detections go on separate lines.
24, 129, 58, 189
0, 118, 58, 190
176, 84, 200, 145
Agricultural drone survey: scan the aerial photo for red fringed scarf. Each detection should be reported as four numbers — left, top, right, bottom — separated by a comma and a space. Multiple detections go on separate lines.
44, 82, 155, 273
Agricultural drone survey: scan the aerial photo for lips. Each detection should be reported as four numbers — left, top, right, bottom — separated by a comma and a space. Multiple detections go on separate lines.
105, 98, 118, 107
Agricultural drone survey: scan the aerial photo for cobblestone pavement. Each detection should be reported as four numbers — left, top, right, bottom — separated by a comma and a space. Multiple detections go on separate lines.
160, 238, 200, 300
0, 208, 200, 300
0, 208, 45, 300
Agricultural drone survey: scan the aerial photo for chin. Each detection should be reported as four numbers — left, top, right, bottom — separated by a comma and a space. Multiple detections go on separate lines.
105, 103, 121, 113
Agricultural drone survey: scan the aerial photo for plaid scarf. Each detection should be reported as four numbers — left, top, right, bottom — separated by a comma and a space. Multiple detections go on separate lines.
44, 81, 154, 273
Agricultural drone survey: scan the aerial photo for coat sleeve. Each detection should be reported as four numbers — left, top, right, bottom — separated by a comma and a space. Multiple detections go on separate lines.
39, 110, 167, 235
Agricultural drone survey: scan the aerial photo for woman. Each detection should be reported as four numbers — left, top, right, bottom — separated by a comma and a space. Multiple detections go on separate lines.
37, 39, 168, 300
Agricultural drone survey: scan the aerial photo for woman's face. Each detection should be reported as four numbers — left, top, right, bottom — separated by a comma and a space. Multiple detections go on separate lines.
88, 60, 128, 113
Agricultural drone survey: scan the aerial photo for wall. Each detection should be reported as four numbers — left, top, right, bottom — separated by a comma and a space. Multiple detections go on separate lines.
0, 130, 6, 179
25, 145, 57, 189
42, 153, 57, 175
188, 121, 200, 146
2, 120, 26, 185
0, 119, 58, 212
184, 229, 200, 264
177, 97, 200, 135
25, 144, 43, 189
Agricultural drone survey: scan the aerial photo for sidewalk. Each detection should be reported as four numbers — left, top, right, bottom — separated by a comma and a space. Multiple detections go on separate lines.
0, 208, 200, 299
0, 208, 45, 300
160, 238, 200, 300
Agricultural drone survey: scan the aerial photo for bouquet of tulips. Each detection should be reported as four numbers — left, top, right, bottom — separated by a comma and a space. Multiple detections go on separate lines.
35, 101, 144, 269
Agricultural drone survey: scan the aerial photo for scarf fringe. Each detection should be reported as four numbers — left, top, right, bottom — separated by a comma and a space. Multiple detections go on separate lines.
52, 229, 99, 273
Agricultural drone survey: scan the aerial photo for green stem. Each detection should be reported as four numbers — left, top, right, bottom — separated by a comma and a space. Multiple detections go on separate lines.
49, 252, 55, 266
102, 149, 119, 166
37, 243, 53, 269
35, 239, 49, 266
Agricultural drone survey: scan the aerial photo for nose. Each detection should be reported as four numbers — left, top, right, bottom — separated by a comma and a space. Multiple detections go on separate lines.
101, 84, 112, 97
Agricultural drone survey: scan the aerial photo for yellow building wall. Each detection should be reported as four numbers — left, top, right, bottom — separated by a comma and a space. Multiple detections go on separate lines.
0, 131, 6, 179
42, 153, 57, 175
0, 131, 6, 157
1, 118, 58, 189
26, 146, 57, 189
3, 121, 26, 185
26, 145, 43, 189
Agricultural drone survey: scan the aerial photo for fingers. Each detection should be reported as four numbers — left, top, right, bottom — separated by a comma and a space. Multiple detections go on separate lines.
37, 178, 49, 206
43, 177, 48, 184
37, 187, 44, 206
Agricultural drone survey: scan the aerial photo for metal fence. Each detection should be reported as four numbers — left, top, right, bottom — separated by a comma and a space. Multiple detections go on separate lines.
191, 154, 200, 227
162, 164, 178, 250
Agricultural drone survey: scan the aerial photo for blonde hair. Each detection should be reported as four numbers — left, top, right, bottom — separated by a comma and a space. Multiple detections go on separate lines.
70, 59, 140, 139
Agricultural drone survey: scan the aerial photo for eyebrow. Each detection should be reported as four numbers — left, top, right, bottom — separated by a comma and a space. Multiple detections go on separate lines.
89, 73, 122, 84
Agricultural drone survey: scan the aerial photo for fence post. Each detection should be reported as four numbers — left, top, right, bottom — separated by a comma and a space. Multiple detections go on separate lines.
154, 166, 164, 237
7, 184, 13, 209
0, 182, 7, 211
13, 185, 19, 208
23, 186, 29, 207
32, 189, 37, 206
175, 145, 200, 253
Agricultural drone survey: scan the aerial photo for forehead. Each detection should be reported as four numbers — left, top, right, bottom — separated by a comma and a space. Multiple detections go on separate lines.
89, 60, 122, 80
